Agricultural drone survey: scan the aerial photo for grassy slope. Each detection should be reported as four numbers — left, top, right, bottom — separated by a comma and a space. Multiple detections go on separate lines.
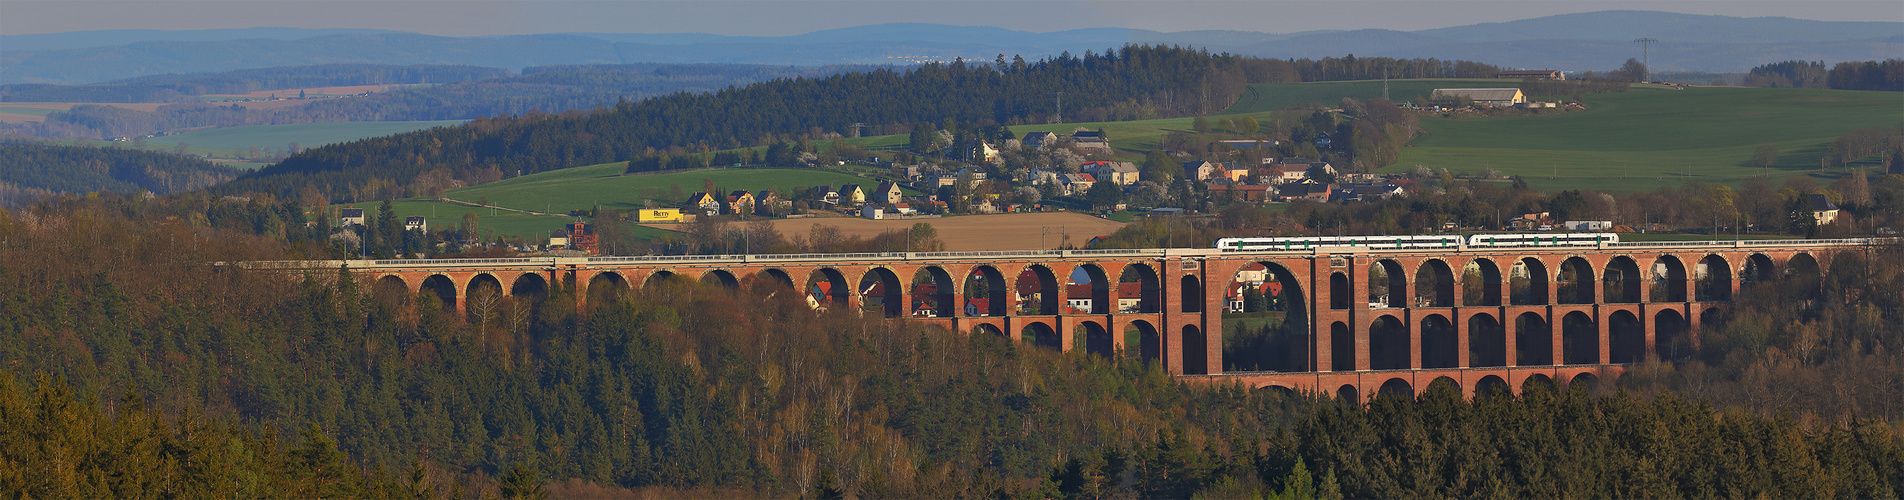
1395, 86, 1902, 192
1223, 78, 1520, 113
350, 164, 897, 239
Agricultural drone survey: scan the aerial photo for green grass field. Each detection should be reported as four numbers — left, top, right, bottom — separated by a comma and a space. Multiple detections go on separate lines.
448, 163, 903, 216
338, 199, 681, 241
1223, 79, 1520, 113
142, 120, 466, 156
0, 106, 57, 117
1393, 86, 1902, 192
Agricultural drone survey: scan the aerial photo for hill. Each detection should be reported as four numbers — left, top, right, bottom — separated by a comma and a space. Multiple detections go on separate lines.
1392, 85, 1903, 192
0, 143, 242, 205
5, 11, 1898, 85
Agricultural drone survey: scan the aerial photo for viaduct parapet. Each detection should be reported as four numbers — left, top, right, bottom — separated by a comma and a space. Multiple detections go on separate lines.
246, 238, 1881, 401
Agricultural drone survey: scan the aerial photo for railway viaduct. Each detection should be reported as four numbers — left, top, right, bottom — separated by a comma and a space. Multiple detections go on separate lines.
254, 238, 1876, 402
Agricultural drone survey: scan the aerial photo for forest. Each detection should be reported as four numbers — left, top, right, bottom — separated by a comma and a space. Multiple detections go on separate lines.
1, 192, 1901, 497
1742, 59, 1904, 91
0, 142, 242, 206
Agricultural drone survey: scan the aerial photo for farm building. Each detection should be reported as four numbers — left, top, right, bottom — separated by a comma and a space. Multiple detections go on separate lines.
1432, 88, 1528, 107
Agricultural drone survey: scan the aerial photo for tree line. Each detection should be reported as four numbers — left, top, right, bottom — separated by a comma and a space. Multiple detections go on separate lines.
1744, 59, 1904, 91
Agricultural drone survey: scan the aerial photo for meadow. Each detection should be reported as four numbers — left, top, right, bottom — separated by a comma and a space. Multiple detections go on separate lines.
448, 163, 902, 216
1395, 85, 1901, 192
1222, 78, 1520, 114
337, 199, 680, 242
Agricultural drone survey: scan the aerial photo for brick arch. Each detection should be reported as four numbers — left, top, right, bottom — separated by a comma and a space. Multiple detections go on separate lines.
1656, 309, 1690, 361
1649, 255, 1689, 303
508, 272, 549, 298
1420, 314, 1457, 369
1180, 274, 1203, 313
1561, 311, 1599, 365
910, 266, 955, 318
419, 273, 458, 313
1519, 373, 1557, 393
1556, 256, 1596, 304
1122, 319, 1160, 365
756, 268, 796, 289
371, 274, 411, 306
1079, 320, 1114, 358
1114, 261, 1161, 314
1330, 321, 1353, 372
1013, 264, 1060, 315
1021, 322, 1060, 351
1474, 375, 1511, 398
1067, 263, 1111, 314
805, 268, 850, 308
1740, 253, 1776, 286
1603, 256, 1643, 303
1218, 259, 1309, 373
699, 269, 739, 290
961, 264, 1008, 317
1370, 314, 1409, 370
1369, 259, 1407, 308
1181, 325, 1207, 375
1426, 376, 1461, 398
1608, 310, 1645, 363
1460, 257, 1503, 306
1377, 377, 1415, 400
858, 267, 903, 318
1413, 258, 1455, 307
1515, 312, 1552, 365
464, 272, 504, 310
1509, 256, 1550, 305
1696, 254, 1732, 301
641, 269, 678, 290
583, 270, 630, 305
1467, 312, 1507, 367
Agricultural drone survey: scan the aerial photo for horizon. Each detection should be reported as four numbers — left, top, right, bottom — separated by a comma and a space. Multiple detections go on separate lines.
4, 1, 1899, 38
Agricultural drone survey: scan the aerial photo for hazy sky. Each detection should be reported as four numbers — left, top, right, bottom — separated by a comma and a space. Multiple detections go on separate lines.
4, 0, 1899, 37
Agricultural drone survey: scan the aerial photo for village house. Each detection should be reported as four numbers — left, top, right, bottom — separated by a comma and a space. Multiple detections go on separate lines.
754, 190, 785, 216
1060, 173, 1096, 196
725, 190, 756, 215
1332, 182, 1406, 202
1181, 161, 1219, 182
563, 221, 598, 255
837, 184, 866, 206
339, 207, 366, 227
1277, 182, 1333, 203
810, 186, 841, 206
1070, 129, 1112, 152
403, 216, 427, 231
1022, 131, 1056, 149
872, 181, 904, 204
1810, 194, 1841, 225
1083, 161, 1140, 186
687, 192, 722, 215
1209, 184, 1274, 203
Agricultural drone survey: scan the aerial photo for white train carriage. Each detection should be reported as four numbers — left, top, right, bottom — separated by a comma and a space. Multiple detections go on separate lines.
1215, 233, 1617, 251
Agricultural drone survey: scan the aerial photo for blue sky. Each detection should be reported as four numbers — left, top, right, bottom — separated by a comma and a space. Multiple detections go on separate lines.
4, 0, 1898, 37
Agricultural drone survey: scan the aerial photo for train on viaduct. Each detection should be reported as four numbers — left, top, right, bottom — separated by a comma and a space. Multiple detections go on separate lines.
250, 237, 1881, 402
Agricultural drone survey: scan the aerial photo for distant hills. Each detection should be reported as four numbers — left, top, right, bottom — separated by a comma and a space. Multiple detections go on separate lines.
3, 10, 1899, 85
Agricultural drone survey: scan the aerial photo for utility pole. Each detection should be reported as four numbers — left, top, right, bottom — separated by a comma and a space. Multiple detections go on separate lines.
1054, 91, 1064, 124
1633, 38, 1658, 79
850, 123, 866, 138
